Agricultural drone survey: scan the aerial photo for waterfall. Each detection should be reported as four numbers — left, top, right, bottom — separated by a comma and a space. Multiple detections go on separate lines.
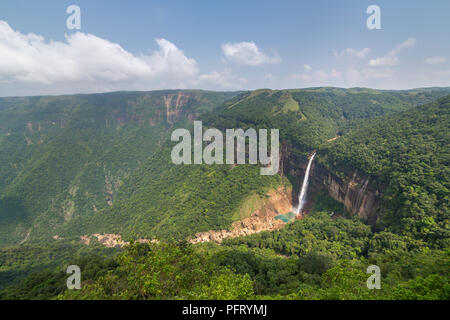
295, 152, 316, 215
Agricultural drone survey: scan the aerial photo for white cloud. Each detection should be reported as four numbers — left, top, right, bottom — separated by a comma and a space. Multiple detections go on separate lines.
303, 64, 312, 71
264, 73, 276, 80
388, 38, 416, 56
292, 66, 394, 89
435, 69, 450, 77
0, 21, 200, 95
369, 38, 416, 67
198, 68, 247, 89
368, 56, 399, 67
291, 68, 341, 83
363, 68, 394, 79
333, 48, 371, 58
336, 66, 394, 88
221, 41, 280, 66
358, 68, 394, 81
425, 56, 447, 65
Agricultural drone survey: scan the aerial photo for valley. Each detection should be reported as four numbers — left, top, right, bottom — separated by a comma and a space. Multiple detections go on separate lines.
0, 87, 449, 300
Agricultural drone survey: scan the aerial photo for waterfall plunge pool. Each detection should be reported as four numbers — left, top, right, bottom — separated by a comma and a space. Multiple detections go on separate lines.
275, 211, 296, 223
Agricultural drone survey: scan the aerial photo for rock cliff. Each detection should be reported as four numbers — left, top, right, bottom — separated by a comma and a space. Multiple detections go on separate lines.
163, 92, 195, 124
310, 163, 382, 226
282, 145, 382, 226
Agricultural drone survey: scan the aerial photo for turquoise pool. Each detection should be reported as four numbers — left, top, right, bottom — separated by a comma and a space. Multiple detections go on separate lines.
275, 211, 296, 223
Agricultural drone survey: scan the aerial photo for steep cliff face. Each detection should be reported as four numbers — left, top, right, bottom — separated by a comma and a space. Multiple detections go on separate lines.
281, 146, 382, 226
310, 163, 382, 226
163, 92, 195, 124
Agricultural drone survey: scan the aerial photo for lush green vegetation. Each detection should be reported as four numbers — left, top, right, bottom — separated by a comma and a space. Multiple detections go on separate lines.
0, 239, 118, 290
0, 90, 237, 246
60, 87, 450, 241
0, 87, 449, 300
203, 87, 450, 154
320, 95, 450, 247
213, 212, 448, 299
58, 242, 254, 300
2, 213, 447, 300
61, 136, 284, 240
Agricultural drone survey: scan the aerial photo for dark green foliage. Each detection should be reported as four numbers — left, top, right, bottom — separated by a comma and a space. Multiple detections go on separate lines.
0, 90, 237, 246
0, 87, 449, 300
222, 212, 371, 258
0, 254, 117, 300
0, 270, 67, 300
58, 242, 254, 300
1, 213, 448, 300
0, 239, 118, 290
389, 275, 449, 300
320, 95, 450, 246
309, 189, 345, 215
213, 213, 449, 299
67, 144, 283, 241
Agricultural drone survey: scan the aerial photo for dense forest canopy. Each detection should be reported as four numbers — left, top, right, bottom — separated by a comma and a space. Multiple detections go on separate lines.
0, 87, 449, 300
0, 90, 238, 245
320, 95, 450, 247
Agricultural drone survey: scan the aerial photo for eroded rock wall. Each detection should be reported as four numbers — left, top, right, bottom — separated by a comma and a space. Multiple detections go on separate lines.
311, 163, 382, 226
282, 146, 382, 226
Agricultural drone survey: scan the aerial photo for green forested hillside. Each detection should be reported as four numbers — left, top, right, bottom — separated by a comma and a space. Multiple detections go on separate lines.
203, 87, 450, 153
213, 212, 449, 299
62, 143, 284, 241
0, 239, 118, 291
0, 90, 237, 246
320, 95, 450, 247
3, 214, 448, 299
0, 87, 449, 300
57, 87, 450, 242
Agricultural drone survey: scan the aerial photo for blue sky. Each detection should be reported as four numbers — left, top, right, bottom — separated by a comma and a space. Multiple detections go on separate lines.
0, 0, 449, 96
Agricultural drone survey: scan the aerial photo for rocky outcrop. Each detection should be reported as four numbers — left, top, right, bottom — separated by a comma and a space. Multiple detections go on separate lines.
188, 186, 292, 244
311, 164, 382, 225
163, 92, 194, 124
92, 233, 128, 248
79, 234, 158, 248
80, 235, 91, 245
19, 228, 32, 245
104, 174, 120, 207
281, 146, 382, 226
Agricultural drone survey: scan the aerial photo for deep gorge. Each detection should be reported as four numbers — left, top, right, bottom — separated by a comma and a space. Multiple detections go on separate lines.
281, 145, 383, 227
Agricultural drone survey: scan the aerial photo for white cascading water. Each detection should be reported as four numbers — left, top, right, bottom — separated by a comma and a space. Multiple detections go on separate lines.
295, 152, 316, 215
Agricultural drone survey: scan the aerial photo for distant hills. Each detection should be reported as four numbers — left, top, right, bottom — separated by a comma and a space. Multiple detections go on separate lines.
0, 87, 449, 299
0, 90, 237, 245
0, 87, 449, 247
1, 86, 448, 246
